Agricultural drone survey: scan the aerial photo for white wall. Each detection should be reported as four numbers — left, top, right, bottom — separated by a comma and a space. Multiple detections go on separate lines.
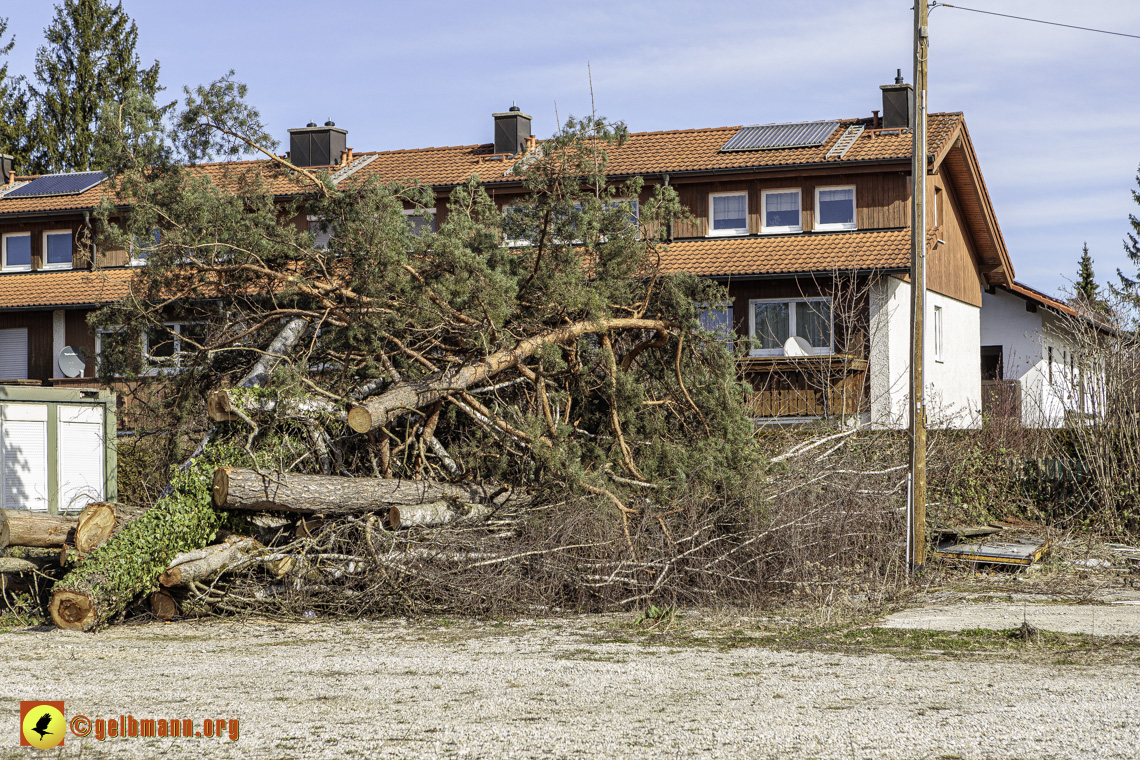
869, 276, 981, 429
979, 288, 1084, 427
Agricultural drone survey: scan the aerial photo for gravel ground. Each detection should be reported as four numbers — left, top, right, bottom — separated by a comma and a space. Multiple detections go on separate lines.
882, 601, 1140, 636
3, 611, 1139, 760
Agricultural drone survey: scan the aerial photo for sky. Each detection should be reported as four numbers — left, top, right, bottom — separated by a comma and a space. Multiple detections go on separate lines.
4, 0, 1139, 297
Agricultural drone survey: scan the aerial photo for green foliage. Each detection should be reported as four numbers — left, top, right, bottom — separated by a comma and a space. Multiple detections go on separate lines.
25, 0, 166, 173
634, 604, 677, 630
1076, 242, 1099, 305
52, 441, 246, 628
0, 16, 30, 169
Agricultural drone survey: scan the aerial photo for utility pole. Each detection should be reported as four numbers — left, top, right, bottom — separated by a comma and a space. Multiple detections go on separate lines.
908, 0, 930, 572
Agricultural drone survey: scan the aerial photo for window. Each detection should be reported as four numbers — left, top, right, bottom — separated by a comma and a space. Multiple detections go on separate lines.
403, 208, 437, 237
0, 328, 29, 380
43, 230, 73, 270
698, 303, 734, 341
2, 233, 31, 271
1047, 345, 1054, 383
932, 305, 943, 362
814, 186, 856, 231
748, 298, 832, 356
761, 189, 801, 233
604, 198, 640, 234
980, 345, 1003, 381
934, 187, 943, 229
708, 192, 748, 236
130, 229, 161, 265
143, 323, 206, 370
307, 216, 332, 250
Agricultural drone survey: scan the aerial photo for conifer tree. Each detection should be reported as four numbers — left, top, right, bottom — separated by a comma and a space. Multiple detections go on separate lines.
0, 16, 30, 170
1076, 242, 1098, 304
1124, 167, 1140, 298
26, 0, 164, 173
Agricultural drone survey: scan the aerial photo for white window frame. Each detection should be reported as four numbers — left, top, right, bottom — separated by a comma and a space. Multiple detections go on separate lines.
42, 229, 74, 270
130, 229, 161, 266
708, 191, 749, 237
403, 207, 437, 237
747, 297, 833, 357
813, 185, 857, 232
2, 232, 32, 272
501, 203, 531, 247
143, 322, 205, 372
697, 301, 735, 341
760, 189, 802, 234
933, 305, 943, 363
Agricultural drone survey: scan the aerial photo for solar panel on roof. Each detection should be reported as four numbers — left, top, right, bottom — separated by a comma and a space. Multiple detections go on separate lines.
720, 120, 840, 152
4, 171, 107, 198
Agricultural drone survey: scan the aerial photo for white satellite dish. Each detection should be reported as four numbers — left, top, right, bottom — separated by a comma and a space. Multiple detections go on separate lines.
57, 346, 87, 378
782, 336, 812, 357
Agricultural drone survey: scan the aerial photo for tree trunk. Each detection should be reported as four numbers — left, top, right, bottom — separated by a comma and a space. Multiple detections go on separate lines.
74, 503, 145, 554
0, 509, 7, 550
206, 389, 344, 423
389, 501, 495, 530
159, 537, 259, 587
213, 467, 514, 515
347, 318, 670, 433
0, 557, 39, 574
3, 509, 77, 548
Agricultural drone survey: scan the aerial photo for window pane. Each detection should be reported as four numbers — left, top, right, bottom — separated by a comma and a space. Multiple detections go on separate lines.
764, 192, 800, 228
795, 301, 831, 349
818, 188, 854, 226
46, 232, 72, 266
407, 213, 435, 237
309, 220, 332, 249
179, 323, 207, 351
4, 235, 31, 267
147, 328, 175, 360
699, 306, 734, 339
753, 302, 789, 350
712, 194, 747, 231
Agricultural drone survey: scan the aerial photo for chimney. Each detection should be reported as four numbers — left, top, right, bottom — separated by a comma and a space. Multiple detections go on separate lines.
0, 154, 12, 186
288, 119, 348, 167
880, 69, 914, 130
492, 103, 532, 155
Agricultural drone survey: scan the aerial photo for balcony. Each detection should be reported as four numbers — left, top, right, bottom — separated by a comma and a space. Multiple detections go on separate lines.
741, 354, 868, 420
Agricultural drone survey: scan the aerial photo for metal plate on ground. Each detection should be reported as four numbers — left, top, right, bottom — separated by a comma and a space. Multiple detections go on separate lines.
934, 537, 1050, 566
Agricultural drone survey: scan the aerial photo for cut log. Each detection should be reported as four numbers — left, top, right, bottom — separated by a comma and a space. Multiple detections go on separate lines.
347, 317, 671, 433
389, 501, 495, 530
149, 590, 179, 621
74, 503, 145, 554
0, 557, 39, 574
213, 467, 515, 515
207, 388, 345, 423
0, 509, 7, 550
159, 537, 259, 587
3, 510, 77, 548
49, 457, 223, 631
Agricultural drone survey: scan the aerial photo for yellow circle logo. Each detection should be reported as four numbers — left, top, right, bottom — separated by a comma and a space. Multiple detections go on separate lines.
22, 704, 65, 749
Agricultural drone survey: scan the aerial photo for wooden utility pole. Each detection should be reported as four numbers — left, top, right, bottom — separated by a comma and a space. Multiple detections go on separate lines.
908, 1, 930, 571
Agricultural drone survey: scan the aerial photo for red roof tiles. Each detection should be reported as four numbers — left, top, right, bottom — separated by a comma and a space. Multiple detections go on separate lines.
0, 268, 136, 308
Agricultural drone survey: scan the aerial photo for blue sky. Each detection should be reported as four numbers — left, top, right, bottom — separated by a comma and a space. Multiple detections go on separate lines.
4, 0, 1138, 296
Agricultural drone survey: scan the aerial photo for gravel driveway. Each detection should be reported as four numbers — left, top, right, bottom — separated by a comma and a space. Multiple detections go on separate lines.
3, 611, 1138, 760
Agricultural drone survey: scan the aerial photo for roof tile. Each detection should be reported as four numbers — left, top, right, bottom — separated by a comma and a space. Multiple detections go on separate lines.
0, 268, 135, 308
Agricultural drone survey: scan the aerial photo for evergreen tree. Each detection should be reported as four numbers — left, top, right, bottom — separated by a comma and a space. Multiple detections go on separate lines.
1076, 242, 1098, 304
0, 16, 30, 170
1124, 167, 1140, 296
27, 0, 164, 173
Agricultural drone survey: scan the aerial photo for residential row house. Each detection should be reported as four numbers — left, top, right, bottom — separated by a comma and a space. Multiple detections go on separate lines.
0, 76, 1084, 431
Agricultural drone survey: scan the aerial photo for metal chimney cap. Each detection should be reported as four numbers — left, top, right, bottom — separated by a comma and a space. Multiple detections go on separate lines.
509, 103, 521, 112
895, 68, 904, 84
307, 121, 318, 127
324, 119, 336, 127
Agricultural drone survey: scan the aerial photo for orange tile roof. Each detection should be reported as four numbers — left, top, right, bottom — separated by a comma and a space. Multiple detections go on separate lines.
0, 113, 963, 216
1008, 281, 1078, 318
0, 268, 136, 309
659, 229, 911, 277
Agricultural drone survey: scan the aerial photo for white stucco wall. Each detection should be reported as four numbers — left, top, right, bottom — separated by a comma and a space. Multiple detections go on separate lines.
979, 288, 1084, 427
869, 276, 981, 429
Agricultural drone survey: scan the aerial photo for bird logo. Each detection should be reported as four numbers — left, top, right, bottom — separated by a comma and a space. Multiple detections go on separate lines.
20, 701, 65, 749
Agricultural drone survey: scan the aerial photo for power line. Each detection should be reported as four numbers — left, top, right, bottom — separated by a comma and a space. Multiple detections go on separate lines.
935, 3, 1140, 40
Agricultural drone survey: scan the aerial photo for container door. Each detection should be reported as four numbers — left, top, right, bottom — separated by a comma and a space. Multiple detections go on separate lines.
57, 405, 105, 511
1, 403, 49, 511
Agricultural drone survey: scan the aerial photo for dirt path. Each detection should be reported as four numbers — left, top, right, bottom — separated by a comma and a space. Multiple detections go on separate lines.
2, 613, 1138, 760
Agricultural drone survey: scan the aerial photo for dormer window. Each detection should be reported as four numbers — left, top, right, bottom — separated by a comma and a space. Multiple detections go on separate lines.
2, 233, 31, 271
709, 191, 748, 236
761, 189, 802, 234
43, 230, 73, 270
814, 186, 856, 231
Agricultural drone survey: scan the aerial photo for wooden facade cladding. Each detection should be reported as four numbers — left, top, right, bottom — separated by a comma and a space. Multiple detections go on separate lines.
670, 171, 909, 238
0, 310, 53, 380
924, 173, 985, 308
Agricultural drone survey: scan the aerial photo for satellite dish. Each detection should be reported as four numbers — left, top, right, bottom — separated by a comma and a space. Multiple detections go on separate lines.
782, 336, 813, 357
57, 346, 87, 378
